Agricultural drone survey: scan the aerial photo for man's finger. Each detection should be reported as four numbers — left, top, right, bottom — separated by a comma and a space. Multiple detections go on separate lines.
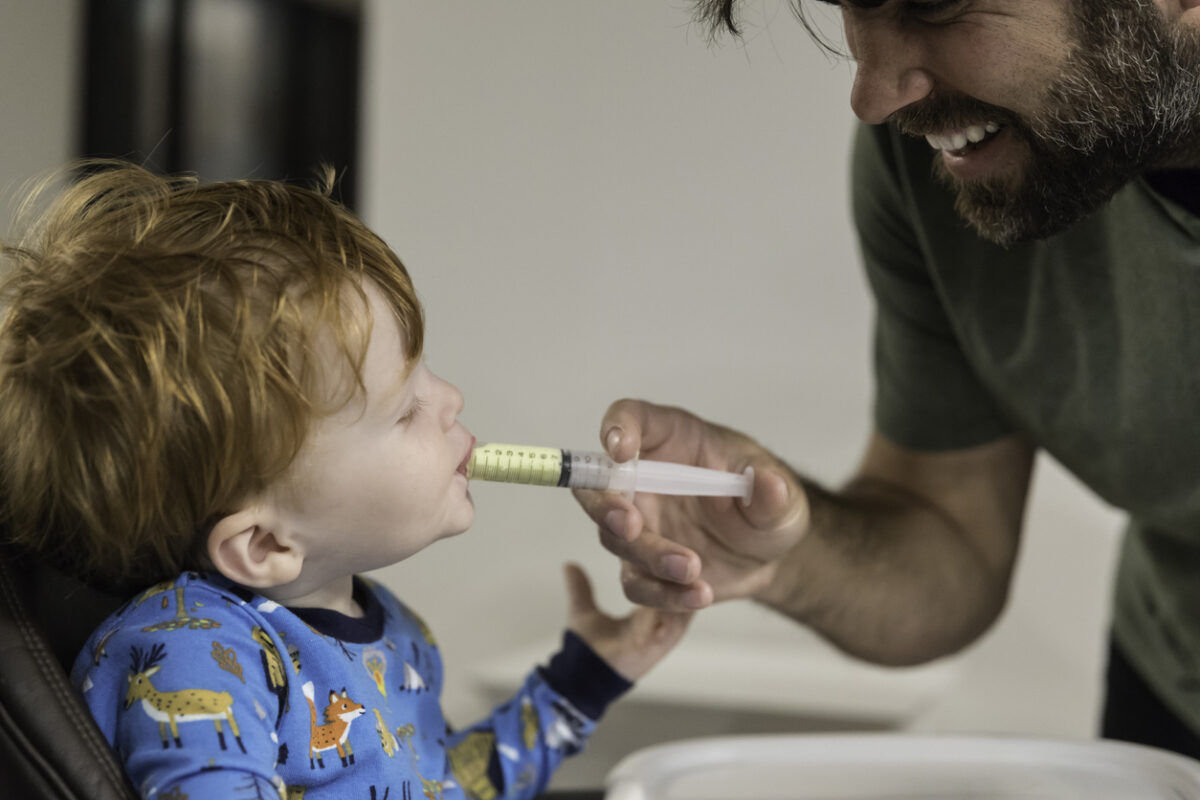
601, 399, 700, 462
572, 488, 641, 541
599, 399, 647, 462
620, 561, 714, 611
598, 527, 701, 584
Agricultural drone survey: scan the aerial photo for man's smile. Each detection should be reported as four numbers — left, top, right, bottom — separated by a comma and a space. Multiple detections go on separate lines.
924, 122, 1003, 155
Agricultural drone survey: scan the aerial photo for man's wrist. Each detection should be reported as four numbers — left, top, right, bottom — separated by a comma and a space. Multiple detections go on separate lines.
749, 472, 827, 617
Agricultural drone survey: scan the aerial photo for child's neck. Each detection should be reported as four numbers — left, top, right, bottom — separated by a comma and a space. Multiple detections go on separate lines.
258, 573, 364, 618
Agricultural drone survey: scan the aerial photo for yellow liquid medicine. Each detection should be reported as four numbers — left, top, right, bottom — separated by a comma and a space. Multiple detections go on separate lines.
466, 443, 567, 487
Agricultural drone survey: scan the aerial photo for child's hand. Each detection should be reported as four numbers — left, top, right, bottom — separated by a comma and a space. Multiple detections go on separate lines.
563, 562, 692, 682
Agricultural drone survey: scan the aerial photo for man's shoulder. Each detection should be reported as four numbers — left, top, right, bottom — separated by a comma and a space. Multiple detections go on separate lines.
850, 122, 957, 236
852, 122, 938, 180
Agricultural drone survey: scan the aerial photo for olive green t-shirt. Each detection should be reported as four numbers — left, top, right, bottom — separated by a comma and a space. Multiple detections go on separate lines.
853, 122, 1200, 732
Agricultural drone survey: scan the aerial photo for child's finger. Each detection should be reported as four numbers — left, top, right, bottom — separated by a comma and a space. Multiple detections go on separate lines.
563, 562, 598, 618
637, 607, 692, 644
658, 609, 694, 642
628, 606, 680, 644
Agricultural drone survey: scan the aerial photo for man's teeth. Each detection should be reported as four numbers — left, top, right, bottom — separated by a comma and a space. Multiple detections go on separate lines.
925, 122, 1002, 152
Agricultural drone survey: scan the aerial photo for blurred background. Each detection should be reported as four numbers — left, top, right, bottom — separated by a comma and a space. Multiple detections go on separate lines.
3, 0, 1125, 790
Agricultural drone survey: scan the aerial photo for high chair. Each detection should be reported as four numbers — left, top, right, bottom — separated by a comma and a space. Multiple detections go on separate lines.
0, 541, 134, 799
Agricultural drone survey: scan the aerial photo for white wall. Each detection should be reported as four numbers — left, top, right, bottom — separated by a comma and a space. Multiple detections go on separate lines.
361, 0, 1125, 787
0, 0, 80, 240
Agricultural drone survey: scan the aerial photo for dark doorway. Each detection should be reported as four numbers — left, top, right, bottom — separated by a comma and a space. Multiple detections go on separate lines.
83, 0, 361, 207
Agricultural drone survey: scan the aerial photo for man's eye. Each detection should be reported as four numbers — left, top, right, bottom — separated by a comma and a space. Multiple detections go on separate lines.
910, 0, 965, 20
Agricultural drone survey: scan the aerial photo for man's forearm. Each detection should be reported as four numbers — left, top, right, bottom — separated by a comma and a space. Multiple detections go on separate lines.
754, 474, 1012, 667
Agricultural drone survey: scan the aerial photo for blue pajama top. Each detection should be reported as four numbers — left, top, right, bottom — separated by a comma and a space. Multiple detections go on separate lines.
71, 572, 630, 800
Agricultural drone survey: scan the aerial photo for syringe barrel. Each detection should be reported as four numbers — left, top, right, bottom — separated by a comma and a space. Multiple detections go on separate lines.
466, 444, 632, 492
467, 443, 750, 500
467, 444, 567, 486
561, 450, 636, 493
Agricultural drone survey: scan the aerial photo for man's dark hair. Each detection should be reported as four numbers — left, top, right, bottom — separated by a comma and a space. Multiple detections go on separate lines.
693, 0, 885, 41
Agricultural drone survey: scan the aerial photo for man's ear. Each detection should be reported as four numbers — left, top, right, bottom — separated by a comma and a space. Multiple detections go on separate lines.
207, 508, 305, 589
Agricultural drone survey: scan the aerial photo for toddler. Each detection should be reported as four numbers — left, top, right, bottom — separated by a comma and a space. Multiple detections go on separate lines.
0, 162, 689, 799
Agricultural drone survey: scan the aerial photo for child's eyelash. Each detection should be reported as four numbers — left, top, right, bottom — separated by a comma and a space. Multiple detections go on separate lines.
398, 397, 427, 424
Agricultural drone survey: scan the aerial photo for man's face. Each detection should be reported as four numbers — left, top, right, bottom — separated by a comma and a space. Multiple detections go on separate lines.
843, 0, 1200, 245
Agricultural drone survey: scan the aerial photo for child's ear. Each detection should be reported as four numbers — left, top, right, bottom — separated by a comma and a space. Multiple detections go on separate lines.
207, 508, 305, 589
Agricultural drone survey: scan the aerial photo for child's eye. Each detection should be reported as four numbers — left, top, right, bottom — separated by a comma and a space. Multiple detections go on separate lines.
397, 397, 427, 425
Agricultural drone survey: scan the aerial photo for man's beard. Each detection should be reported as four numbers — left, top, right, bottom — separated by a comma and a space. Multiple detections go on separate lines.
892, 1, 1200, 247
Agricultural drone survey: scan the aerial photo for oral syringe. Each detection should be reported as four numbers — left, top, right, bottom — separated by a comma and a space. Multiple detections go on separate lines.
466, 442, 753, 501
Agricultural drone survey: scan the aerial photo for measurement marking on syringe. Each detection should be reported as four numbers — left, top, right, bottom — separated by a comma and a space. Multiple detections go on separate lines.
467, 444, 565, 486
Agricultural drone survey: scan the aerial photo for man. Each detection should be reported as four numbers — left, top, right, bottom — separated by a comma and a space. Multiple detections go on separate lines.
575, 0, 1200, 757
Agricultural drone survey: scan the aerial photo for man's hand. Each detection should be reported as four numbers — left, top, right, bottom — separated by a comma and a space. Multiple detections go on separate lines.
573, 400, 1035, 666
572, 399, 811, 612
563, 562, 691, 682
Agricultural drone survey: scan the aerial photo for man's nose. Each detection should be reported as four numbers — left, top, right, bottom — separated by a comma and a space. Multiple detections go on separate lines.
846, 20, 935, 124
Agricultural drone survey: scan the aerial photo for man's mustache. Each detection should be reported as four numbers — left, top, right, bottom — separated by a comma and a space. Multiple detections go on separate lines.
889, 95, 1016, 137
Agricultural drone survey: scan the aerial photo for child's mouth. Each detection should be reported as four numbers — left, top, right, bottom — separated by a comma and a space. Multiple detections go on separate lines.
457, 436, 476, 476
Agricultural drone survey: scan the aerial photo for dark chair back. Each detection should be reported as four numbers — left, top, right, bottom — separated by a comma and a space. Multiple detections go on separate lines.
0, 546, 135, 799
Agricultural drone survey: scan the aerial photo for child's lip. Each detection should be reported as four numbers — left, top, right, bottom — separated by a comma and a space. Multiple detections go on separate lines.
457, 436, 476, 475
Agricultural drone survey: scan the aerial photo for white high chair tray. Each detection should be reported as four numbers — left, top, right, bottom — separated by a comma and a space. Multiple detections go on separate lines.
603, 733, 1200, 800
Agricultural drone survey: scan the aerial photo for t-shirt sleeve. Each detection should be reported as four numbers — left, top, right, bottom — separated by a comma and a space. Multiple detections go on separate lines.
72, 583, 289, 799
852, 122, 1014, 450
444, 631, 630, 800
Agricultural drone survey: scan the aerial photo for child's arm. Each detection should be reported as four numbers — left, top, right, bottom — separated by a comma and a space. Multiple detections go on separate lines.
72, 585, 290, 799
444, 564, 691, 800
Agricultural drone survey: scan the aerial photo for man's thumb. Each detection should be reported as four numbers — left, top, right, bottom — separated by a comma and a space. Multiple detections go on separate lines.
740, 465, 808, 533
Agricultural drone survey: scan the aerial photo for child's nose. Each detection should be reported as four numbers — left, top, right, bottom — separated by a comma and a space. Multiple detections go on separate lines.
439, 377, 465, 428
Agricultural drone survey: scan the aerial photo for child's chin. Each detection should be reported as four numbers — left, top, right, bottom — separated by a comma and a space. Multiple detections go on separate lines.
445, 509, 476, 538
